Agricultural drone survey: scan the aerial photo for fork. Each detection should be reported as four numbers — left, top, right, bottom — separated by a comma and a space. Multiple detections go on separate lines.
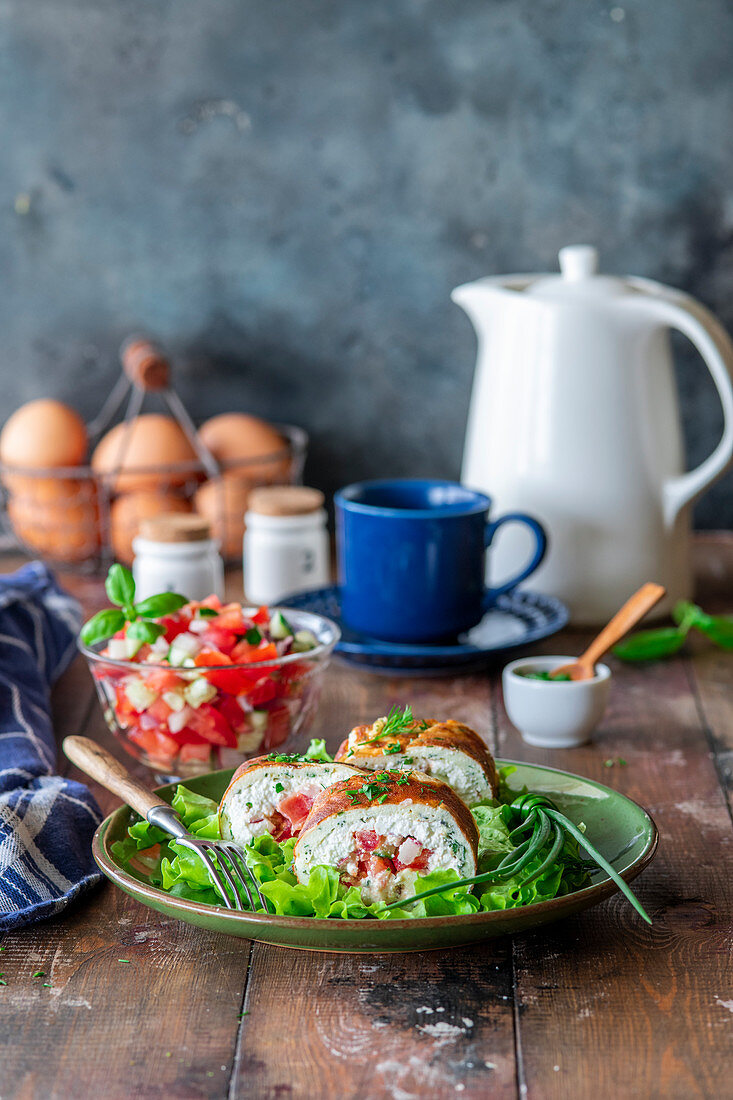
63, 736, 270, 913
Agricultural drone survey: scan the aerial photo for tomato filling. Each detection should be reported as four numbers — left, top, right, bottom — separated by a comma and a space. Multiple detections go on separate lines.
339, 830, 433, 888
247, 789, 316, 842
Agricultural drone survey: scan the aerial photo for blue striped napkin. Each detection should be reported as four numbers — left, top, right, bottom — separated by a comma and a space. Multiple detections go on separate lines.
0, 562, 102, 932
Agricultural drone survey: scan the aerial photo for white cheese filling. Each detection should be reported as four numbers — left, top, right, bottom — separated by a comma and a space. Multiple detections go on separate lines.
220, 763, 358, 844
294, 802, 476, 904
345, 743, 491, 806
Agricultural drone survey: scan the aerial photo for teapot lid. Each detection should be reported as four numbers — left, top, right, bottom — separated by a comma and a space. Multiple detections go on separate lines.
527, 245, 630, 299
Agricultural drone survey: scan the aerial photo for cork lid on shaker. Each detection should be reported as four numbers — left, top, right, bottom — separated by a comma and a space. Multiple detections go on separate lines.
246, 486, 325, 517
138, 514, 213, 543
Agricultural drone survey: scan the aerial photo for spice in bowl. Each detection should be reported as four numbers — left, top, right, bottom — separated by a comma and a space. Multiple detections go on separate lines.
502, 656, 612, 748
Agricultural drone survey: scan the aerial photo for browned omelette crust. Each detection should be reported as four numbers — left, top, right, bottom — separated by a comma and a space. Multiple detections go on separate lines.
335, 718, 498, 794
295, 770, 480, 859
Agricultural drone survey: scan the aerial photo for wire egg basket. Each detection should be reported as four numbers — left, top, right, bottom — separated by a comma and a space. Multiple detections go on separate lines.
0, 338, 307, 571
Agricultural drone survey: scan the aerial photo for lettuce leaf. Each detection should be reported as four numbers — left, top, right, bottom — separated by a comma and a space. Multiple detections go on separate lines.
111, 769, 591, 918
302, 739, 333, 762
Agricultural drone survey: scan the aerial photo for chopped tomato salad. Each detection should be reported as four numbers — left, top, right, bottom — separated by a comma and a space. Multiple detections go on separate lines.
92, 600, 321, 775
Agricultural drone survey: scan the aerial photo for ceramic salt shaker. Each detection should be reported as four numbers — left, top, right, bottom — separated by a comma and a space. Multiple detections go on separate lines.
132, 514, 225, 601
244, 486, 329, 603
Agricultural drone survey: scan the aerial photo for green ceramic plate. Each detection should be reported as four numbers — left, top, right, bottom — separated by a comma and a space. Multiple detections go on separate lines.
92, 761, 658, 953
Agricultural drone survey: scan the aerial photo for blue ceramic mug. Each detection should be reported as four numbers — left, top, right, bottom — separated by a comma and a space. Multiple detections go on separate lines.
334, 479, 547, 643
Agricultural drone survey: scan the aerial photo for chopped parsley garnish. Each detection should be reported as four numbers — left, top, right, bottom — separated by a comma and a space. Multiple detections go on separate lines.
267, 752, 302, 763
32, 971, 45, 978
274, 782, 284, 793
384, 742, 401, 755
246, 802, 252, 810
196, 607, 219, 618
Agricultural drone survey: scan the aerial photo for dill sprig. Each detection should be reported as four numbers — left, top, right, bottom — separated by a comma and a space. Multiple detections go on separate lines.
362, 705, 426, 746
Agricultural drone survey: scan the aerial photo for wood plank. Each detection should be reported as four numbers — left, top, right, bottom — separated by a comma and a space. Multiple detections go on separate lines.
497, 654, 733, 1100
0, 884, 252, 1100
231, 942, 516, 1100
3, 623, 254, 1100
230, 666, 519, 1100
687, 646, 733, 806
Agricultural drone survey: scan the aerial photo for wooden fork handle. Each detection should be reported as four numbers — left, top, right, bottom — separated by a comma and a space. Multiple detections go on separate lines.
63, 736, 171, 820
581, 582, 666, 667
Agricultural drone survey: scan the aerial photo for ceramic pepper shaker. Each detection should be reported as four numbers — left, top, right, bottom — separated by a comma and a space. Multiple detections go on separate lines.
132, 513, 225, 601
244, 486, 329, 603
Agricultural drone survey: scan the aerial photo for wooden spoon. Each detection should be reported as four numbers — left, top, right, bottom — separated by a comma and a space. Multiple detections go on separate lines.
550, 582, 666, 681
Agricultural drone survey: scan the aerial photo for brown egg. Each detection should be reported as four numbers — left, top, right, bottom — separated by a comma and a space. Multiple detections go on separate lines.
194, 473, 250, 559
91, 414, 198, 493
8, 487, 100, 564
4, 474, 97, 507
0, 400, 88, 498
110, 490, 192, 564
197, 414, 289, 481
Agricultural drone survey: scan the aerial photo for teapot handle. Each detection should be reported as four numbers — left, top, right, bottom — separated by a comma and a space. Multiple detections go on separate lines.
625, 290, 733, 527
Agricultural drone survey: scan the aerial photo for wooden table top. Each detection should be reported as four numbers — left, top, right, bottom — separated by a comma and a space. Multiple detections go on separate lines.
1, 536, 732, 1100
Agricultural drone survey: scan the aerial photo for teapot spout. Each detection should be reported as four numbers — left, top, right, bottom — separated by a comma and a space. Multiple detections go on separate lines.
451, 278, 523, 335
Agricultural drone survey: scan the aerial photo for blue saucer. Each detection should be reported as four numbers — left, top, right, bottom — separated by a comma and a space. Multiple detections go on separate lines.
282, 585, 569, 676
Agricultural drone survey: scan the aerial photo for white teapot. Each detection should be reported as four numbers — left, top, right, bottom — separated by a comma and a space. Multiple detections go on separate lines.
454, 245, 733, 623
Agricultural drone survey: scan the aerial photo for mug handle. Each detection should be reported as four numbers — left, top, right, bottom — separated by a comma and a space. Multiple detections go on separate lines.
482, 513, 547, 606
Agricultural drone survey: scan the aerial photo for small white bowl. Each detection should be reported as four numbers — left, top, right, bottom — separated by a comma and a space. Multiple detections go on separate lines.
502, 655, 612, 748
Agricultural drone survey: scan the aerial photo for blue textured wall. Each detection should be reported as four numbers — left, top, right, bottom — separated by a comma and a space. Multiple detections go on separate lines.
2, 0, 733, 525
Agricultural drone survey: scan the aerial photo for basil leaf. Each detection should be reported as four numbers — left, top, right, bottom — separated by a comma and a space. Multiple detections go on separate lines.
80, 609, 126, 646
693, 614, 733, 650
612, 627, 687, 662
672, 600, 703, 630
245, 627, 262, 646
196, 607, 218, 619
105, 564, 136, 609
134, 592, 188, 618
127, 619, 166, 643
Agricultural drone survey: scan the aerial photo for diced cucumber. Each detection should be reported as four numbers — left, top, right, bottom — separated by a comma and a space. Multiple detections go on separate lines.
168, 706, 193, 734
237, 728, 265, 752
106, 639, 129, 661
125, 678, 158, 712
250, 709, 269, 733
162, 690, 186, 713
270, 612, 293, 641
183, 677, 217, 709
292, 629, 318, 653
150, 635, 170, 657
167, 633, 202, 665
125, 636, 144, 659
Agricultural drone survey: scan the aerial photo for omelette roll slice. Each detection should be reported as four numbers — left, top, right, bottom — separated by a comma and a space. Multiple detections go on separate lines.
335, 717, 497, 806
219, 755, 362, 845
293, 771, 479, 907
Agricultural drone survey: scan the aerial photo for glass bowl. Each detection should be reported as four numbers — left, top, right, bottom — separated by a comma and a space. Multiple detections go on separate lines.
80, 607, 340, 779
